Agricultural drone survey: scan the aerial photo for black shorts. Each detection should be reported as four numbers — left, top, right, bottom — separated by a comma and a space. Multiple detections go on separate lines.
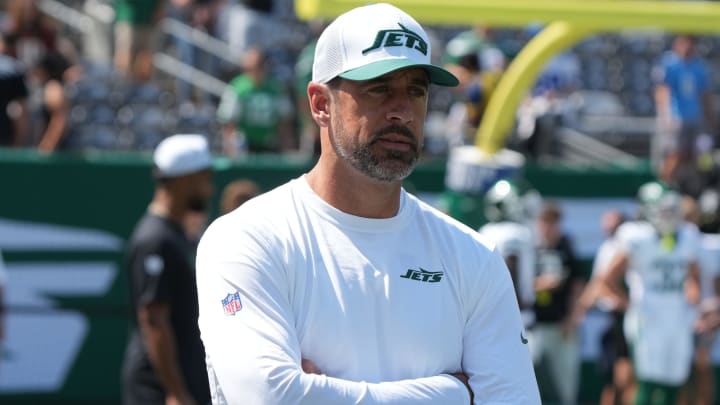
598, 310, 629, 381
658, 121, 702, 157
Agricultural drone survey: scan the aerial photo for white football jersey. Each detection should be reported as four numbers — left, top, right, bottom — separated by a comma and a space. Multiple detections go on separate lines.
617, 221, 699, 384
478, 221, 536, 306
618, 221, 699, 312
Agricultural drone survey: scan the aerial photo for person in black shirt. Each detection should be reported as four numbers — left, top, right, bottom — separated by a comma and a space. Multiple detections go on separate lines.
0, 31, 29, 147
122, 134, 214, 405
531, 202, 585, 405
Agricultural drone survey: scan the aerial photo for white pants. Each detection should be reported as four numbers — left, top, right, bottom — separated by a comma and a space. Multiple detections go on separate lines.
624, 307, 694, 385
529, 323, 580, 405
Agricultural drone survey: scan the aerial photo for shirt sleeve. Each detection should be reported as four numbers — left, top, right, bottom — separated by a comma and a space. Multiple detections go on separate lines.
462, 249, 541, 404
130, 239, 177, 306
8, 72, 28, 101
196, 217, 470, 405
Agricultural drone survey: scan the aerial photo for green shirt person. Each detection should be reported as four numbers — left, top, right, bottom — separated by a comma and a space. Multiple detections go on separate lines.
217, 47, 293, 155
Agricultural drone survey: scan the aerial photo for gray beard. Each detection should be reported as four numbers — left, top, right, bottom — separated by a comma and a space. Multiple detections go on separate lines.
330, 113, 419, 183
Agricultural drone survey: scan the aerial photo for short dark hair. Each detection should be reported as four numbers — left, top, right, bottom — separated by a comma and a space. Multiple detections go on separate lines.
457, 53, 480, 72
37, 51, 69, 82
326, 76, 342, 89
677, 33, 697, 41
539, 202, 562, 222
220, 179, 260, 214
152, 167, 178, 185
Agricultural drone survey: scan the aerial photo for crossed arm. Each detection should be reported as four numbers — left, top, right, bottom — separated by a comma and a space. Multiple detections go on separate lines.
197, 257, 472, 405
138, 302, 198, 405
301, 358, 473, 403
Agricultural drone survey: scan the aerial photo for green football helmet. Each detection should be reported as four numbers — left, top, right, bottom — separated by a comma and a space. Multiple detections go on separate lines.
637, 181, 682, 234
484, 179, 541, 223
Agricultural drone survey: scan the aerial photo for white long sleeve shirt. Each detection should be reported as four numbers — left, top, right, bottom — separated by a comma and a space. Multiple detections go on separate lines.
196, 176, 540, 404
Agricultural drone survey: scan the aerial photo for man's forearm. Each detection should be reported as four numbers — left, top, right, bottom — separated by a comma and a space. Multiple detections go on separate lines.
13, 101, 29, 147
38, 112, 67, 151
139, 315, 192, 399
221, 125, 239, 156
301, 358, 472, 404
655, 85, 672, 122
209, 347, 470, 405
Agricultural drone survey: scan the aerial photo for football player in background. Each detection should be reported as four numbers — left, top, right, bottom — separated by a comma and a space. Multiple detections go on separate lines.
478, 179, 541, 333
579, 181, 701, 405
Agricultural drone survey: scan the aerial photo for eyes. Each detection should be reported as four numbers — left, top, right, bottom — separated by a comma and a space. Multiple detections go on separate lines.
366, 83, 428, 98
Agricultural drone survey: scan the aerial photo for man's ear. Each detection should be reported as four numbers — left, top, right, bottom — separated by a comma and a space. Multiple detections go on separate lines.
308, 82, 331, 127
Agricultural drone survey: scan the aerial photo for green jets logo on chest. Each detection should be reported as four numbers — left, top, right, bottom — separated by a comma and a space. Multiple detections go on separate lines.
362, 23, 428, 55
400, 267, 444, 283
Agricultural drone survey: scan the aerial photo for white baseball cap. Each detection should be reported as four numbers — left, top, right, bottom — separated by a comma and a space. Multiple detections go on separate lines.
153, 134, 212, 178
312, 3, 458, 86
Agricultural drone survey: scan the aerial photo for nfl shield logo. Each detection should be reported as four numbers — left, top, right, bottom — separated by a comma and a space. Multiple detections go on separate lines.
222, 292, 242, 315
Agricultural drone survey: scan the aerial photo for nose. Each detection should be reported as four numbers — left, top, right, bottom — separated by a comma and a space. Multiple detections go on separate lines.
385, 92, 414, 125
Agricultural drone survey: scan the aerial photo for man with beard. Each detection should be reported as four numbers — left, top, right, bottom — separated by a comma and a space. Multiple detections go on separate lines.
122, 134, 214, 405
195, 3, 540, 404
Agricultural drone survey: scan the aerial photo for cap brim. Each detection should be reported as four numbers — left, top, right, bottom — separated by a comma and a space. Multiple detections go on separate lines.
339, 59, 459, 87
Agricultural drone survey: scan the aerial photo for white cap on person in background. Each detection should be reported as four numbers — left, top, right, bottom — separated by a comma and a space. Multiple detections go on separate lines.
311, 3, 458, 86
153, 134, 212, 178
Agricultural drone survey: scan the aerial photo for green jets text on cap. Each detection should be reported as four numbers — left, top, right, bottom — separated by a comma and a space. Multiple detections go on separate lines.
362, 23, 428, 56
